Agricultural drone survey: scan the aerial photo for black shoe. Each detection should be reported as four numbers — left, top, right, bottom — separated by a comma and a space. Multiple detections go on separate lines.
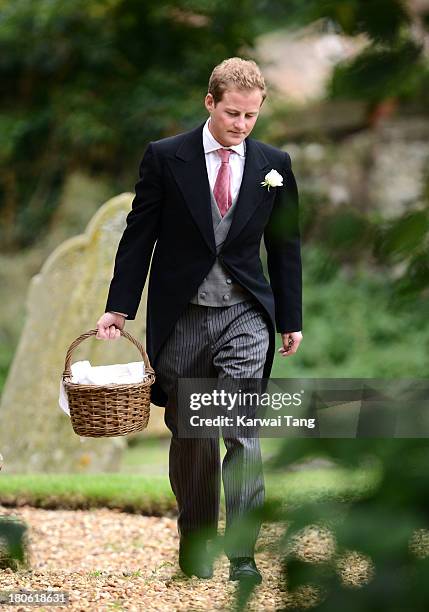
179, 535, 213, 579
229, 557, 262, 584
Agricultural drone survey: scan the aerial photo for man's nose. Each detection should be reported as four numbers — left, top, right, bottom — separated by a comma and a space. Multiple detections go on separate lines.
234, 116, 246, 130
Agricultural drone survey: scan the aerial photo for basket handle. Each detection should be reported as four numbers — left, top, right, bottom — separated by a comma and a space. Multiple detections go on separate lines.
62, 329, 154, 379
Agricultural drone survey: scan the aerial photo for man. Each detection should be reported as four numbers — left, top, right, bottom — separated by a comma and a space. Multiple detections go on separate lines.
96, 57, 303, 583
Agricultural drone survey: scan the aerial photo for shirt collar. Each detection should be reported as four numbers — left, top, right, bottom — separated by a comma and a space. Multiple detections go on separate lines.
203, 117, 246, 157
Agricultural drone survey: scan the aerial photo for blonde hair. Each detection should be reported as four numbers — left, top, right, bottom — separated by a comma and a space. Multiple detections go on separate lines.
208, 57, 267, 105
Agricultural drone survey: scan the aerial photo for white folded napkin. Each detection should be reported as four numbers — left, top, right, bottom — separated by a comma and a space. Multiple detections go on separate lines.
59, 360, 146, 416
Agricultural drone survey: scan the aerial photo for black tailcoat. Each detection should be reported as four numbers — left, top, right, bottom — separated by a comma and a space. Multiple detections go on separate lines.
106, 121, 302, 406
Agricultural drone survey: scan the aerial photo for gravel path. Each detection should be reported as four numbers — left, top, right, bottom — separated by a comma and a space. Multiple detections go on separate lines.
0, 505, 371, 611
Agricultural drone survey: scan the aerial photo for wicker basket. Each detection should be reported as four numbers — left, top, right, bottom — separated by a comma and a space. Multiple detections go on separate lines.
62, 329, 155, 438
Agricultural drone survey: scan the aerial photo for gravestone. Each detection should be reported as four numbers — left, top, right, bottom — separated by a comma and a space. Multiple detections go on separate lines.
0, 193, 166, 473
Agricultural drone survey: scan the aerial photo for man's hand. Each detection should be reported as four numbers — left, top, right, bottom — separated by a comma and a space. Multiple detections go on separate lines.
278, 331, 303, 357
96, 312, 126, 340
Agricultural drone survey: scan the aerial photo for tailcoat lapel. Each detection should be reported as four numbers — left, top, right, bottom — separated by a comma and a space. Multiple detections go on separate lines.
167, 123, 216, 253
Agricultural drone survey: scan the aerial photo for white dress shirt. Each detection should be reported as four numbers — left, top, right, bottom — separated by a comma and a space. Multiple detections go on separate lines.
202, 117, 246, 201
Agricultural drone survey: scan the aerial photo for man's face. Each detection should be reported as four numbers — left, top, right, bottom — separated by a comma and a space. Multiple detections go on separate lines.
204, 87, 263, 147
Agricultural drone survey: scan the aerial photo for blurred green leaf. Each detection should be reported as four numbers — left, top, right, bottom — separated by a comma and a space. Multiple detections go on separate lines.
0, 517, 27, 565
330, 40, 423, 102
374, 209, 429, 262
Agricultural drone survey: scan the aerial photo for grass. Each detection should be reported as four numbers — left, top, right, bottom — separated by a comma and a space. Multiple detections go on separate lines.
0, 463, 378, 515
266, 464, 379, 505
0, 473, 174, 515
0, 437, 379, 513
121, 437, 169, 475
122, 437, 287, 475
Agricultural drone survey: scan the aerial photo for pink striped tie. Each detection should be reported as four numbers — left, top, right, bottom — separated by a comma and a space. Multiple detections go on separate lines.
213, 148, 233, 217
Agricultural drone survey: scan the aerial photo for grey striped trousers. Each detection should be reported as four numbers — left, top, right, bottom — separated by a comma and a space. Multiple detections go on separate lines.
156, 300, 269, 559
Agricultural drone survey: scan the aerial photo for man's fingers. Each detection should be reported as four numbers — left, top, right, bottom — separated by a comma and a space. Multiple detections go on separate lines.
278, 334, 301, 356
95, 325, 118, 340
108, 325, 122, 340
95, 314, 124, 340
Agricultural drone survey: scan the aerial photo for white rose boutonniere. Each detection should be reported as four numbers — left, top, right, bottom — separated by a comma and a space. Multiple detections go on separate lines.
261, 169, 284, 191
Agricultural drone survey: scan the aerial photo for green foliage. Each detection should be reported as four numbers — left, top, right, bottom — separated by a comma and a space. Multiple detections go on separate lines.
298, 167, 429, 300
330, 39, 425, 102
0, 0, 264, 248
325, 1, 428, 104
251, 0, 412, 40
263, 1, 429, 104
274, 260, 429, 378
304, 0, 411, 42
373, 205, 429, 299
0, 339, 14, 393
394, 249, 429, 299
0, 516, 27, 570
374, 209, 429, 262
228, 437, 429, 610
275, 439, 429, 611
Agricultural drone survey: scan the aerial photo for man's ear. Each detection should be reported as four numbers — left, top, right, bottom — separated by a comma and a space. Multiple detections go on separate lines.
204, 92, 215, 113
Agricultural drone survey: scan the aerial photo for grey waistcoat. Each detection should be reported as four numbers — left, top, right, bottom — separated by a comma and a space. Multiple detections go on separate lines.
190, 189, 253, 307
